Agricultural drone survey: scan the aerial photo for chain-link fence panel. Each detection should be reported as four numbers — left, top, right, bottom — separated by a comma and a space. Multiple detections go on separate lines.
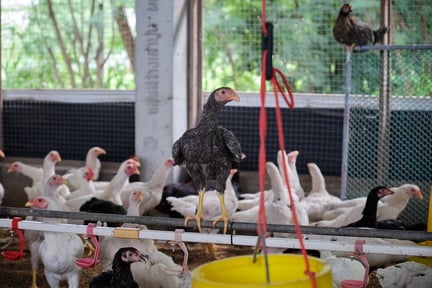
347, 47, 432, 226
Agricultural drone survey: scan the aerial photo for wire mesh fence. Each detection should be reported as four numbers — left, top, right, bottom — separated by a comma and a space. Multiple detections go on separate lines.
347, 46, 432, 226
1, 0, 135, 89
0, 0, 431, 229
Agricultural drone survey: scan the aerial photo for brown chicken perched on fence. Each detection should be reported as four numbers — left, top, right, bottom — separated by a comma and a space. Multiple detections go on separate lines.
333, 3, 388, 51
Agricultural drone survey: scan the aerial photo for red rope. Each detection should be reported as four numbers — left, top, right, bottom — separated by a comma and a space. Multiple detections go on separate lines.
258, 1, 316, 286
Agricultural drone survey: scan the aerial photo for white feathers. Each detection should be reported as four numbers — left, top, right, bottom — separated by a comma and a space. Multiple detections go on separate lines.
315, 184, 423, 228
376, 261, 432, 288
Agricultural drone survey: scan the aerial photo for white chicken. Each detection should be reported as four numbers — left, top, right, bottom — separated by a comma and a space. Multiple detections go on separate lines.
62, 146, 106, 190
167, 169, 239, 221
65, 158, 140, 211
277, 150, 305, 200
231, 161, 309, 227
266, 162, 309, 226
264, 161, 309, 249
233, 151, 299, 212
315, 184, 423, 228
25, 174, 73, 288
376, 261, 432, 288
301, 162, 342, 223
7, 161, 43, 185
26, 196, 84, 288
8, 150, 62, 200
64, 167, 96, 200
378, 183, 423, 220
120, 159, 174, 215
321, 251, 366, 288
236, 189, 273, 211
167, 169, 238, 259
316, 236, 416, 268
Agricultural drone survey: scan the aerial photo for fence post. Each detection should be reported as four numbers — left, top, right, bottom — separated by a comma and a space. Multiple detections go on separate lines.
340, 50, 352, 200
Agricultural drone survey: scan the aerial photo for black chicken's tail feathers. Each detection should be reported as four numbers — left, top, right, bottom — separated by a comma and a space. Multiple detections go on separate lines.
373, 27, 388, 44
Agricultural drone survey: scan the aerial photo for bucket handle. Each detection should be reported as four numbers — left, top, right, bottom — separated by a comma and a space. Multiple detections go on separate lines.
75, 223, 99, 268
1, 217, 26, 260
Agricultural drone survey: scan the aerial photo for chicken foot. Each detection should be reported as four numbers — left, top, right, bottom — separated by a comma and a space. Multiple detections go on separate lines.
184, 190, 205, 232
213, 192, 229, 234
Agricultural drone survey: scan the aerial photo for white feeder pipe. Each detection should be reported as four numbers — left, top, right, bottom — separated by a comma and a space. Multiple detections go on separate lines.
1, 219, 432, 257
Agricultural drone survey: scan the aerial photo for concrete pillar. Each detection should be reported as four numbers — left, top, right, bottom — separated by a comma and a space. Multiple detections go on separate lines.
135, 0, 188, 181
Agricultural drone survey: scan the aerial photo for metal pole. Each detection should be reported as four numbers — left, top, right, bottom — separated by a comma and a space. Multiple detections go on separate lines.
377, 0, 391, 184
340, 50, 352, 200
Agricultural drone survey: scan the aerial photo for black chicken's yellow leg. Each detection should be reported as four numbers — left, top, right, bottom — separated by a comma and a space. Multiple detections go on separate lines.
213, 192, 229, 234
184, 190, 205, 232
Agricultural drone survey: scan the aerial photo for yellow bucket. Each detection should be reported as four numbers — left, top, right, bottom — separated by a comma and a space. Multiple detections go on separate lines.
191, 254, 333, 288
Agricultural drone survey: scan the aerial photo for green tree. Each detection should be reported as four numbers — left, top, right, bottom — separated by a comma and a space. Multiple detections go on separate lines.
1, 0, 135, 89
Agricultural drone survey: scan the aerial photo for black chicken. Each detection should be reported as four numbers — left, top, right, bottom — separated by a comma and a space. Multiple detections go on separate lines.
80, 197, 127, 227
89, 247, 148, 288
346, 186, 394, 228
333, 3, 388, 51
172, 87, 242, 233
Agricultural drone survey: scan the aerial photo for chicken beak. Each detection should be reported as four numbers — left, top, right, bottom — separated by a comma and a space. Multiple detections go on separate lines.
415, 190, 423, 200
139, 253, 149, 263
229, 91, 240, 102
0, 150, 5, 158
25, 201, 34, 207
134, 167, 140, 175
384, 188, 394, 196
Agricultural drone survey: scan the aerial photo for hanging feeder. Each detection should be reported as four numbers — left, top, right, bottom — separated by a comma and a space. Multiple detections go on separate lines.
1, 217, 26, 260
75, 223, 99, 268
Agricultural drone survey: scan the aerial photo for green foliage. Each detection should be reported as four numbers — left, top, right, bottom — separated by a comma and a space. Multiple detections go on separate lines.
1, 0, 135, 89
203, 0, 432, 95
1, 0, 431, 94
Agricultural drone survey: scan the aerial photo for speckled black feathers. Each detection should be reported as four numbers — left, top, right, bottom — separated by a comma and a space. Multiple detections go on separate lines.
172, 87, 242, 193
89, 247, 144, 288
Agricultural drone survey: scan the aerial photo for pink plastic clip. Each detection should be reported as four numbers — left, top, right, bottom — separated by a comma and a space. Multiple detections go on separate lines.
1, 217, 26, 260
76, 223, 99, 268
341, 240, 370, 288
